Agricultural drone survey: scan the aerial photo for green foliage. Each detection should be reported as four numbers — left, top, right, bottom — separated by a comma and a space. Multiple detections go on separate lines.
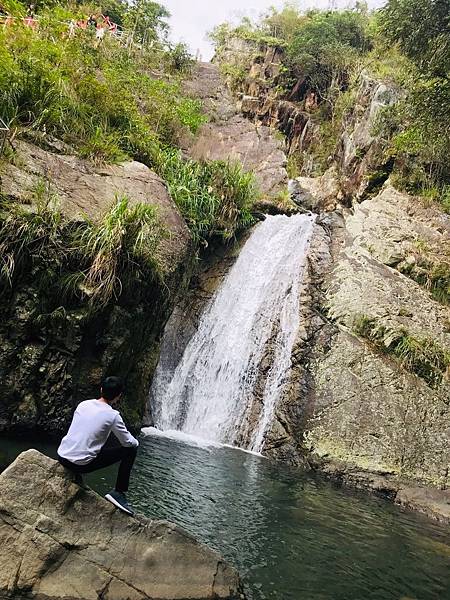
167, 42, 195, 74
397, 243, 450, 305
212, 8, 370, 100
0, 193, 64, 286
378, 0, 449, 77
210, 20, 286, 50
123, 0, 170, 46
101, 0, 128, 27
219, 63, 247, 92
0, 194, 165, 311
386, 74, 450, 199
262, 3, 308, 44
212, 2, 449, 201
373, 0, 450, 201
302, 86, 357, 174
158, 150, 257, 245
353, 314, 450, 387
0, 3, 203, 166
286, 10, 371, 95
73, 197, 165, 308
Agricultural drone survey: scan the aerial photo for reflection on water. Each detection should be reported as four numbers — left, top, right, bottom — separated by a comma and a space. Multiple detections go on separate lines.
1, 434, 449, 600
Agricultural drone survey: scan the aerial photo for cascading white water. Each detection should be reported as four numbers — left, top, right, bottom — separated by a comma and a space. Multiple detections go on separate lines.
150, 213, 316, 452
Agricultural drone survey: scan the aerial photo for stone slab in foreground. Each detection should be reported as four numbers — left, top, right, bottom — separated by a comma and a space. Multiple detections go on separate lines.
0, 450, 244, 600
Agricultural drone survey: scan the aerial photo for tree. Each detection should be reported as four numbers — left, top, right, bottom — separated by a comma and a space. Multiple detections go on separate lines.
124, 0, 170, 46
101, 0, 128, 27
286, 10, 371, 96
379, 0, 449, 77
262, 3, 306, 42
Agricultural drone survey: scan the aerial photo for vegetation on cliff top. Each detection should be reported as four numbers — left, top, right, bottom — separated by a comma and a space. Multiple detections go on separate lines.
0, 0, 258, 275
0, 2, 202, 167
212, 0, 450, 210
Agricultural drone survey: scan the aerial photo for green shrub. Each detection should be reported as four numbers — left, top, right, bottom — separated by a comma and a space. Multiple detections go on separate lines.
397, 247, 450, 305
353, 314, 450, 387
0, 194, 64, 286
158, 150, 257, 245
374, 0, 450, 199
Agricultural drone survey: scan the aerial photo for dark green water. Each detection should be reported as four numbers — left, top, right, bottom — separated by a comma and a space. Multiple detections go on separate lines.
1, 433, 449, 600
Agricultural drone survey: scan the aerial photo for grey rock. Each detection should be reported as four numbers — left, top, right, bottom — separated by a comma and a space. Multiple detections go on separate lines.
183, 62, 290, 205
0, 450, 244, 600
303, 185, 450, 493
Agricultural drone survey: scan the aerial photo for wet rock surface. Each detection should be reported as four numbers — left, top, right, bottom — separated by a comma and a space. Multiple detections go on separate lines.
0, 450, 244, 600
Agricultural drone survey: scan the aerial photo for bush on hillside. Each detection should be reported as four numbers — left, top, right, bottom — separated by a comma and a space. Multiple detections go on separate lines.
0, 3, 203, 167
158, 150, 256, 245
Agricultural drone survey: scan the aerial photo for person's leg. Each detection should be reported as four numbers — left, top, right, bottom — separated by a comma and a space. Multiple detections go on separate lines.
80, 445, 137, 492
58, 455, 85, 486
115, 446, 137, 493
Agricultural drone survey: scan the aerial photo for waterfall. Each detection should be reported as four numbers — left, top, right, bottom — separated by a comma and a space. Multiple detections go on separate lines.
150, 213, 316, 452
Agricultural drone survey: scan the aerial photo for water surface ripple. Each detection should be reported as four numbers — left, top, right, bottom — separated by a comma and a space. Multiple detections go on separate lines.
1, 435, 449, 600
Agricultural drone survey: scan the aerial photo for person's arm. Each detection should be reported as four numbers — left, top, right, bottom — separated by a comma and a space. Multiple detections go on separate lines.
111, 413, 139, 448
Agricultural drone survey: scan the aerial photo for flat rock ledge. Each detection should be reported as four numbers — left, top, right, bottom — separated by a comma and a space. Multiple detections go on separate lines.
315, 459, 450, 525
0, 450, 245, 600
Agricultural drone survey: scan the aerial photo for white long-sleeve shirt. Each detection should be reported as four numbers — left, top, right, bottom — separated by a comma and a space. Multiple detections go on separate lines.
57, 399, 139, 465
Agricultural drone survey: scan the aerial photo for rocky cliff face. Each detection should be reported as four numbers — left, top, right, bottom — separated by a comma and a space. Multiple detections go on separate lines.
301, 184, 450, 491
183, 62, 292, 212
0, 141, 192, 436
0, 450, 244, 599
216, 43, 316, 158
159, 53, 450, 518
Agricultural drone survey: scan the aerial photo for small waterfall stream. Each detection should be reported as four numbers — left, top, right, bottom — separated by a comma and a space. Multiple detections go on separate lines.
150, 213, 316, 452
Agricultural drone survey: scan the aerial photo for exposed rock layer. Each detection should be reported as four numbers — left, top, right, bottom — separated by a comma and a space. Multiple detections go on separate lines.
0, 143, 192, 436
0, 450, 243, 600
184, 63, 290, 206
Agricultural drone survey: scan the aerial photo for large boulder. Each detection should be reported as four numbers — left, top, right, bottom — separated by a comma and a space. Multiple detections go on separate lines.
0, 450, 244, 600
0, 140, 190, 269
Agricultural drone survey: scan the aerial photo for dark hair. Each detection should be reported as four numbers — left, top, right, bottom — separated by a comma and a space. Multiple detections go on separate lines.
101, 376, 124, 401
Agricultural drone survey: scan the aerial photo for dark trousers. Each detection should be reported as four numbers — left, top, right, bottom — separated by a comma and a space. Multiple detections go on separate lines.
58, 445, 137, 492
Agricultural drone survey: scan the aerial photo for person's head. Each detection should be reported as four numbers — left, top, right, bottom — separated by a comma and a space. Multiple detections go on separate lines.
101, 376, 124, 405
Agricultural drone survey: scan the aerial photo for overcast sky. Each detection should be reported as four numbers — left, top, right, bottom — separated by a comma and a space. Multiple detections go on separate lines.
162, 0, 386, 61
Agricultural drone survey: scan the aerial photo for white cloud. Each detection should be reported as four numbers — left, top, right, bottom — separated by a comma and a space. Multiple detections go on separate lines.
163, 0, 386, 61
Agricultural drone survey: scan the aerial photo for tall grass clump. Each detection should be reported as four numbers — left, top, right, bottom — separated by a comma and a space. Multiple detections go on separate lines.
0, 194, 165, 312
0, 194, 65, 287
397, 243, 450, 306
353, 314, 450, 387
72, 197, 165, 308
158, 150, 257, 245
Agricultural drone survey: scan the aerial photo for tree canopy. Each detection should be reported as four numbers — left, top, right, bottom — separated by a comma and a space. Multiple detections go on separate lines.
379, 0, 449, 77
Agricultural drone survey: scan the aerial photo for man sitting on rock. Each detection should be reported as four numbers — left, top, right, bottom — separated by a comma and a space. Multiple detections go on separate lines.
57, 376, 139, 515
